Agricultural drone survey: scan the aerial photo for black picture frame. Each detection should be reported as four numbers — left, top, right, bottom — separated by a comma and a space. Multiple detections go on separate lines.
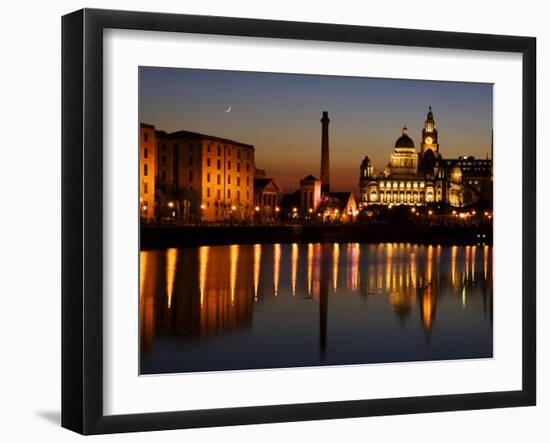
62, 8, 536, 435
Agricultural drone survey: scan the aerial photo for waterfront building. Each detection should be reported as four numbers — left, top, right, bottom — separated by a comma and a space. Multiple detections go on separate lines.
317, 192, 357, 222
140, 123, 157, 222
148, 124, 255, 222
299, 174, 322, 215
359, 107, 492, 209
444, 155, 493, 206
253, 177, 281, 221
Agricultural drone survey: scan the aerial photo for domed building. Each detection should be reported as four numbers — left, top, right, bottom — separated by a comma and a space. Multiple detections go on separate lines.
388, 126, 419, 175
359, 107, 462, 208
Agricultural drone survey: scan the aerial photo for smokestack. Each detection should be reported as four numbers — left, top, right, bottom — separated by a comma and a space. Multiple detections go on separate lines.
320, 111, 330, 193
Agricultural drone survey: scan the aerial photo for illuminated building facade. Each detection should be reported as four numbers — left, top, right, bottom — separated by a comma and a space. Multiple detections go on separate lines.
140, 123, 157, 221
146, 124, 256, 222
444, 156, 493, 206
359, 107, 492, 208
253, 177, 281, 221
299, 175, 322, 215
317, 192, 357, 222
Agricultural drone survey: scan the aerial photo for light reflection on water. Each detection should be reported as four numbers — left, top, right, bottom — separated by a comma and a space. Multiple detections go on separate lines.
140, 243, 493, 374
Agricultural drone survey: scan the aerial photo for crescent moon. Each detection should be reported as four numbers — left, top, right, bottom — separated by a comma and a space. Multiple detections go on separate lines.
225, 105, 232, 113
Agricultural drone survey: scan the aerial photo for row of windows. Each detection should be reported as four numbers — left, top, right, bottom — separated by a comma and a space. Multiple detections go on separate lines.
376, 181, 427, 189
204, 201, 253, 209
157, 155, 252, 172
155, 169, 253, 187
206, 144, 251, 160
204, 188, 250, 201
367, 189, 437, 196
392, 159, 416, 168
156, 141, 252, 161
205, 173, 250, 186
446, 160, 491, 166
374, 193, 433, 203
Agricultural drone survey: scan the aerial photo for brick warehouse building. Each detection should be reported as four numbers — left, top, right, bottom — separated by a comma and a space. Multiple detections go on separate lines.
139, 123, 157, 222
140, 123, 256, 223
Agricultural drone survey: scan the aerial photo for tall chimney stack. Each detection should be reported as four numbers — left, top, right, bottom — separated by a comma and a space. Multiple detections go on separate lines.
320, 111, 330, 193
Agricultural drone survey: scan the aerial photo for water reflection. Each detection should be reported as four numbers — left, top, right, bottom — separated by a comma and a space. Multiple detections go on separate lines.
166, 248, 177, 309
140, 243, 493, 374
253, 244, 261, 300
273, 244, 281, 297
291, 243, 298, 296
198, 246, 209, 306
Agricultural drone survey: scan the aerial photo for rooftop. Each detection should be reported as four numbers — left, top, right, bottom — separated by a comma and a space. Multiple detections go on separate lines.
301, 174, 320, 182
161, 128, 254, 149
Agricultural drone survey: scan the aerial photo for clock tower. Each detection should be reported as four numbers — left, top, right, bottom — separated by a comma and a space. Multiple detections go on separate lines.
421, 106, 439, 156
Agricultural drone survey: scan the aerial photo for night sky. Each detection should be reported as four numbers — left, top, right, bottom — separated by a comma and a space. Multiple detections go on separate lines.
139, 67, 493, 193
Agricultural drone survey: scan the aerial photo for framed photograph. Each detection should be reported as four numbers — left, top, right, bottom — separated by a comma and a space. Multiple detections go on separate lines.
62, 8, 536, 435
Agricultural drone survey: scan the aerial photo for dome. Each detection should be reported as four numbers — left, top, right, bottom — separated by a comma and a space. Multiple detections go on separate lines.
395, 126, 415, 148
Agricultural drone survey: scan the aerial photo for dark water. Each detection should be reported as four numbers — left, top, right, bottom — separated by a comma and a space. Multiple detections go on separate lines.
140, 243, 493, 374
